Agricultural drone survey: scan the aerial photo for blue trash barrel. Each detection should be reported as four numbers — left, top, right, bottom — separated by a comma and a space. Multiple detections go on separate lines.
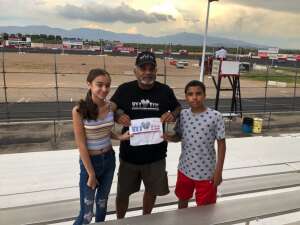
242, 117, 253, 133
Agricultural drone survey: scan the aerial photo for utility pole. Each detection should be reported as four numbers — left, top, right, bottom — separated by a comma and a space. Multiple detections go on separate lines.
200, 0, 219, 82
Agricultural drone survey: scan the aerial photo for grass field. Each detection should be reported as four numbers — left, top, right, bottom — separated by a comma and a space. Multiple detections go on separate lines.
241, 66, 300, 84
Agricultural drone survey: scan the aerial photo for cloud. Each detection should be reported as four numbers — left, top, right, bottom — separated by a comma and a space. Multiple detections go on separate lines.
33, 0, 46, 5
177, 8, 201, 23
207, 4, 300, 48
127, 26, 138, 34
225, 0, 300, 14
57, 2, 176, 24
0, 0, 45, 6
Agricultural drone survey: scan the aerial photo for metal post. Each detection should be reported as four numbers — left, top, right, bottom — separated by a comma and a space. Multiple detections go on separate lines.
235, 18, 242, 61
53, 54, 60, 143
53, 119, 57, 144
103, 55, 106, 70
100, 39, 103, 55
99, 39, 106, 70
292, 68, 298, 111
2, 46, 9, 120
61, 36, 64, 55
54, 54, 60, 117
215, 76, 222, 110
267, 111, 272, 129
263, 65, 269, 113
200, 0, 211, 82
236, 45, 239, 61
164, 57, 167, 84
18, 36, 21, 54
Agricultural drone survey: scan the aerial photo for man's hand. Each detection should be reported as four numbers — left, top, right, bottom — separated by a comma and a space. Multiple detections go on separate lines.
162, 133, 173, 142
116, 114, 131, 127
118, 131, 133, 141
161, 111, 175, 123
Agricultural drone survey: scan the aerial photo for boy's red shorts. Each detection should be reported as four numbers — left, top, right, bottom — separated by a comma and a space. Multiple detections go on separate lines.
175, 170, 217, 206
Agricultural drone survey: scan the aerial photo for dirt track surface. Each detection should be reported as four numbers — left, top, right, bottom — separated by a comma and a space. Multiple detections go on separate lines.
0, 52, 299, 102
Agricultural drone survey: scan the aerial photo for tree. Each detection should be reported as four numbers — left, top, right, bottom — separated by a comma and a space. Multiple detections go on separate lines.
3, 33, 9, 40
48, 35, 55, 40
55, 35, 62, 41
40, 34, 47, 39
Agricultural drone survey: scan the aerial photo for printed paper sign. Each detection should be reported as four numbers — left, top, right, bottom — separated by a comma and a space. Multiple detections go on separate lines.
221, 61, 240, 75
129, 118, 163, 146
211, 60, 221, 77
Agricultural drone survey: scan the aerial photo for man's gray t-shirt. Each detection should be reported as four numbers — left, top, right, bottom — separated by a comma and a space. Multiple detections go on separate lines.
175, 107, 225, 181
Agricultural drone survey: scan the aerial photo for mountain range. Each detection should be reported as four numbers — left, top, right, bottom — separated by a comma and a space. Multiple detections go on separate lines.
0, 25, 266, 48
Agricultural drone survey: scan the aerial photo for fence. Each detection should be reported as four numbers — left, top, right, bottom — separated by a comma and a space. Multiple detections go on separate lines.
0, 50, 299, 120
0, 51, 300, 153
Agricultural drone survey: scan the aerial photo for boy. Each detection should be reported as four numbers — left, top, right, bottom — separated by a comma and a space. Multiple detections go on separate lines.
165, 80, 226, 209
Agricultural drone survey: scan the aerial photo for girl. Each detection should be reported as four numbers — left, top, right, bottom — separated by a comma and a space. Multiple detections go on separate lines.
72, 68, 130, 224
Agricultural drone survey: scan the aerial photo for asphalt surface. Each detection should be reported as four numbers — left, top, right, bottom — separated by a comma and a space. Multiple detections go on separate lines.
1, 97, 299, 121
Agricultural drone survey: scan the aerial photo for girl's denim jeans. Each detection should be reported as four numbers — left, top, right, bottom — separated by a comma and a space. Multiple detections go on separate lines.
73, 150, 115, 225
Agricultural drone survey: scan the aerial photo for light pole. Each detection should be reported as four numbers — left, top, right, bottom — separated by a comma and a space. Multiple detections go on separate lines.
100, 39, 103, 55
200, 0, 219, 82
236, 18, 242, 61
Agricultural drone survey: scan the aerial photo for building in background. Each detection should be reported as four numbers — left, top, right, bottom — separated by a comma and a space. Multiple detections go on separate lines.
3, 34, 31, 48
62, 38, 83, 49
179, 49, 188, 55
258, 48, 279, 59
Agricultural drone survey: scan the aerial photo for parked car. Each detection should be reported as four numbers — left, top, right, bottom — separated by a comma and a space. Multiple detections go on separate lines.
170, 60, 177, 65
176, 62, 185, 69
239, 62, 251, 72
178, 60, 189, 66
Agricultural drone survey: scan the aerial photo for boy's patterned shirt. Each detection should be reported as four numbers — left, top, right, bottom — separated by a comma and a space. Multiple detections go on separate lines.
175, 108, 225, 180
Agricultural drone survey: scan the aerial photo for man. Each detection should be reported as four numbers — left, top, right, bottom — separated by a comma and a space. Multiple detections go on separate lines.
215, 47, 227, 60
111, 51, 181, 218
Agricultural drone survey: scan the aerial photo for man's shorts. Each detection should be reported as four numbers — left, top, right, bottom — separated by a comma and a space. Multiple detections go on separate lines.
116, 158, 169, 200
175, 170, 217, 206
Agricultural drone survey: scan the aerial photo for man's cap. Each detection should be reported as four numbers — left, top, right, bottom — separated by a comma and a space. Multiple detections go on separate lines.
135, 51, 157, 67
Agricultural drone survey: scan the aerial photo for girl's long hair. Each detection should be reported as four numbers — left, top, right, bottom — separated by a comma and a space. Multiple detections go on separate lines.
77, 68, 110, 120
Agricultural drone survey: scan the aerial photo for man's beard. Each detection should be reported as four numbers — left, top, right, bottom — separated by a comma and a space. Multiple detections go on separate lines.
140, 76, 155, 85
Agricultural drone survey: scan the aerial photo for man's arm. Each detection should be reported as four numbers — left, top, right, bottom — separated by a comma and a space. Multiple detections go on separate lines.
171, 105, 181, 118
110, 84, 131, 127
161, 105, 181, 123
163, 133, 181, 142
110, 100, 131, 127
161, 85, 181, 123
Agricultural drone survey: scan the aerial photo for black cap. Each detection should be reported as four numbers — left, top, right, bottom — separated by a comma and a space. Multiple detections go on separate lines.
135, 51, 157, 67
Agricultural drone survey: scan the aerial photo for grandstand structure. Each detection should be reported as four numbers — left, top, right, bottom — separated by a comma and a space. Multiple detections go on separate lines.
0, 33, 31, 48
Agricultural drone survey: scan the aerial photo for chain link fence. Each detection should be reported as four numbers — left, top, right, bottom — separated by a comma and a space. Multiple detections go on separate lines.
0, 50, 299, 151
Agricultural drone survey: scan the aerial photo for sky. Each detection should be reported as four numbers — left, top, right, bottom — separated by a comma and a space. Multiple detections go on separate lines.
0, 0, 299, 49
